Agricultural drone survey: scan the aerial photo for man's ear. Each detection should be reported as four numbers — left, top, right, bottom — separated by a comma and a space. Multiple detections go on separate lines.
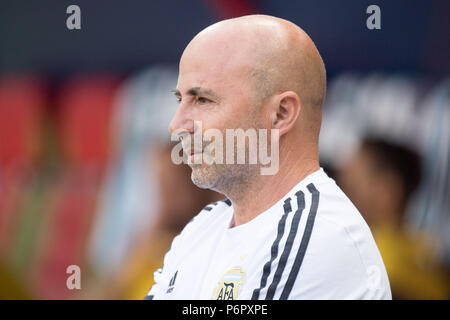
271, 91, 301, 136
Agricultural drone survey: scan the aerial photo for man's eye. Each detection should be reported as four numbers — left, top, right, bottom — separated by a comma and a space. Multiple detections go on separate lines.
196, 96, 210, 104
175, 97, 182, 103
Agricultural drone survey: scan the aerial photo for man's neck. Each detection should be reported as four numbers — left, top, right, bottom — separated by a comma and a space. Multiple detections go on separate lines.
227, 153, 320, 227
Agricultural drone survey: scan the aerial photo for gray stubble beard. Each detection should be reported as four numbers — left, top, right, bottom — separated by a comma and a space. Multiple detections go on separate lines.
189, 154, 260, 200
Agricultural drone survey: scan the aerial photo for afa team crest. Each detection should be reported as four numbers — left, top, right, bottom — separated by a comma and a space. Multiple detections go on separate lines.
211, 267, 245, 300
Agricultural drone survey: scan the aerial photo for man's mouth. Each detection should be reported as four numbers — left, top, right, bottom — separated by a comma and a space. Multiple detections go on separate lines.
184, 147, 203, 163
182, 140, 212, 163
185, 142, 210, 157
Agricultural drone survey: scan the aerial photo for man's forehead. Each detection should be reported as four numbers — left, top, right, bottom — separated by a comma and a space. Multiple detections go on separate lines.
180, 48, 243, 76
177, 27, 265, 97
180, 27, 260, 74
177, 57, 253, 94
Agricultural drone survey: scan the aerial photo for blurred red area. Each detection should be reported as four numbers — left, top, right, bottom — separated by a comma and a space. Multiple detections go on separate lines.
0, 74, 120, 299
57, 76, 120, 169
0, 75, 45, 168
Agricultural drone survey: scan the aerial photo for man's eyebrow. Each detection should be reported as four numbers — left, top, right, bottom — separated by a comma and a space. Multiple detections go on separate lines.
172, 87, 219, 99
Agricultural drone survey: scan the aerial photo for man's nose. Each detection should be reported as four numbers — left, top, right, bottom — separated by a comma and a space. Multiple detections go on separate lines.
168, 103, 194, 135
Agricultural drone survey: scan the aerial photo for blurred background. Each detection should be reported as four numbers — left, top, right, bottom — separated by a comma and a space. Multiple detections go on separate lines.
0, 0, 449, 299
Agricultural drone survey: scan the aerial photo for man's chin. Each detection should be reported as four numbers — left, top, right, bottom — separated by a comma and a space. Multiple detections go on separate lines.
190, 167, 218, 190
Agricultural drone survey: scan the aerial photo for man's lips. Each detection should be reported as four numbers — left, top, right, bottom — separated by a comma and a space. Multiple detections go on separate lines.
185, 149, 204, 164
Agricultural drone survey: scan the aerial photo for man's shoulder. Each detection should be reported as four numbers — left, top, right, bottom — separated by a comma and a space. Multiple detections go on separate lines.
287, 176, 391, 299
296, 173, 380, 263
313, 176, 372, 235
288, 169, 367, 230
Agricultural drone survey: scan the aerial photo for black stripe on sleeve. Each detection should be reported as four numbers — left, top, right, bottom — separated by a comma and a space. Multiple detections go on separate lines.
143, 295, 154, 300
223, 198, 232, 206
251, 197, 292, 300
264, 191, 305, 300
169, 270, 178, 287
279, 183, 320, 300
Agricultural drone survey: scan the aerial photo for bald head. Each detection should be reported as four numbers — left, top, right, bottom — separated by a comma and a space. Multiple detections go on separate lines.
183, 15, 326, 109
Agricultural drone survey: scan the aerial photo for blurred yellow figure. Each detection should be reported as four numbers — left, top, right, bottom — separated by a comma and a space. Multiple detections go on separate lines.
117, 231, 175, 300
0, 262, 31, 299
374, 223, 448, 299
338, 138, 449, 299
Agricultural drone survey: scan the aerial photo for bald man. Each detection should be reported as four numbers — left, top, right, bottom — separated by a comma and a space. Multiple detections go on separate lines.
145, 15, 391, 300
